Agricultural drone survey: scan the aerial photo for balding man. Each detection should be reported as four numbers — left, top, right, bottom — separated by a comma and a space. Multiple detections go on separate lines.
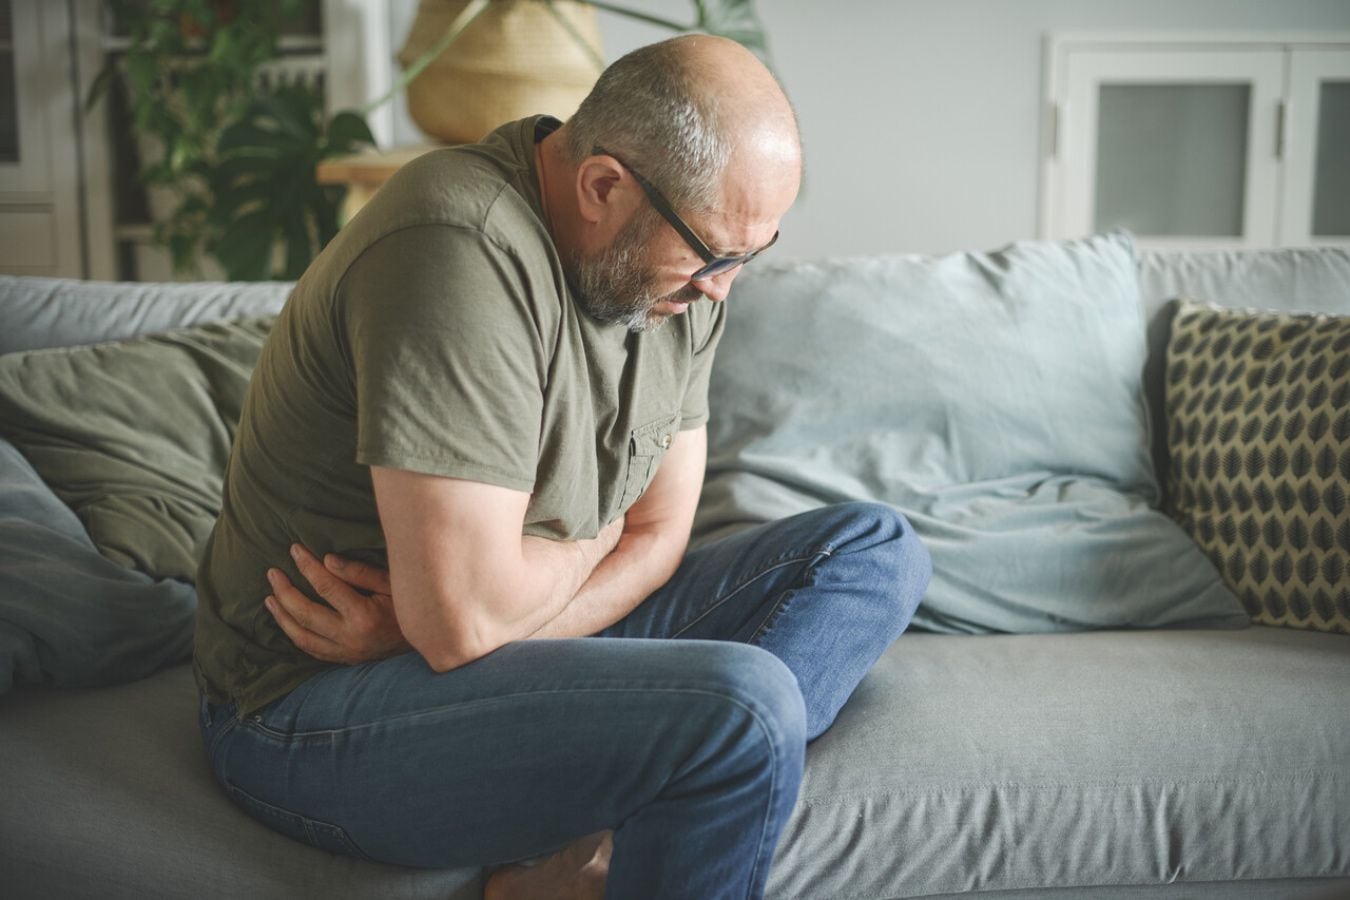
193, 36, 929, 900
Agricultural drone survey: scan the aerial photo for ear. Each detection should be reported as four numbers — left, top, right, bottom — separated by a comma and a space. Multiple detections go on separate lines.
575, 155, 629, 226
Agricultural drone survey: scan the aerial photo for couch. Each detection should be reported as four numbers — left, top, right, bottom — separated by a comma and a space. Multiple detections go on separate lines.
1, 233, 1347, 899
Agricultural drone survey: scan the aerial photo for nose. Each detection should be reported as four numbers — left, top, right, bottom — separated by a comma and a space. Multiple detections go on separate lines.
691, 265, 741, 302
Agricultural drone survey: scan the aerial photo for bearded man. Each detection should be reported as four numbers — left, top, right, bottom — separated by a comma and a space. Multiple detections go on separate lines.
193, 34, 930, 900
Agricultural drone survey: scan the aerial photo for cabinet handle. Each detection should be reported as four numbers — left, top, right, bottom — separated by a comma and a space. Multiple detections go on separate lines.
1276, 99, 1290, 160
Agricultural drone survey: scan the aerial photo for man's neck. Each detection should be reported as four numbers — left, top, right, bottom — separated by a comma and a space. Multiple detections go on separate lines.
535, 129, 581, 263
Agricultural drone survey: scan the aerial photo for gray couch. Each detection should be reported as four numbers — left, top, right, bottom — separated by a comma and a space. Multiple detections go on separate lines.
1, 235, 1347, 899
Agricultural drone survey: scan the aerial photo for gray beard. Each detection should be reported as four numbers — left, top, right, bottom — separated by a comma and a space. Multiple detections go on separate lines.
570, 210, 702, 333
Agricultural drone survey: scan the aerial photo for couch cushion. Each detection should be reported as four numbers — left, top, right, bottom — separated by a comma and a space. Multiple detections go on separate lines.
0, 438, 196, 694
0, 316, 273, 583
766, 626, 1350, 898
696, 233, 1246, 632
0, 275, 290, 354
1135, 247, 1350, 505
1165, 302, 1350, 633
1137, 247, 1350, 325
0, 665, 483, 899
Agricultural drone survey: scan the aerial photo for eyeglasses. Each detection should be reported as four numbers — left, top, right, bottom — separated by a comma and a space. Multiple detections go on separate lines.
593, 146, 779, 282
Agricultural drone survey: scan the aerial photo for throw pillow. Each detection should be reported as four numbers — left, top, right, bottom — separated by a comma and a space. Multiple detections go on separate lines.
0, 315, 274, 583
1165, 301, 1350, 633
694, 232, 1247, 633
0, 439, 196, 694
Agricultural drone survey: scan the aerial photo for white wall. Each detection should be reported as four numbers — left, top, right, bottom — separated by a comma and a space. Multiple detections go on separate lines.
385, 0, 1350, 259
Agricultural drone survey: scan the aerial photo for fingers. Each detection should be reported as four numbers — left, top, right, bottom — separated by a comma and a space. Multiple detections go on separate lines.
264, 578, 349, 664
322, 552, 392, 595
289, 543, 361, 613
266, 567, 340, 633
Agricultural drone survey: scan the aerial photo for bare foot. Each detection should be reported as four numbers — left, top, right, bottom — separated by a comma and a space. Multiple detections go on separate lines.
484, 829, 613, 900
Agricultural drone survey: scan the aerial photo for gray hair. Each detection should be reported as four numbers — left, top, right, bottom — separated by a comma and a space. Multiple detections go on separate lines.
565, 39, 730, 215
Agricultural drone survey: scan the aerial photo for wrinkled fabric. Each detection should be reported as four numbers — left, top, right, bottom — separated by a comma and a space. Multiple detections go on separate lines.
0, 317, 274, 583
696, 233, 1247, 633
0, 439, 195, 693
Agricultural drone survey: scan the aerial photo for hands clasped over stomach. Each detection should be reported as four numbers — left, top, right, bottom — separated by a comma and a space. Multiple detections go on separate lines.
264, 544, 409, 664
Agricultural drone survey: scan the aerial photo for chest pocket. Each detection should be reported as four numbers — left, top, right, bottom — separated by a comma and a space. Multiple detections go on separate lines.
619, 413, 680, 510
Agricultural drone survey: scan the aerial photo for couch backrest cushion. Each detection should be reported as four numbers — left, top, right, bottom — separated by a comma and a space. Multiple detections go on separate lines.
1138, 247, 1350, 323
696, 232, 1247, 633
0, 276, 291, 354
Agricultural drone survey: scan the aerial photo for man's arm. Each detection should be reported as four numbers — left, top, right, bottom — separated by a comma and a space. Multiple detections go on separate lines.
522, 425, 706, 639
366, 470, 621, 671
264, 426, 706, 659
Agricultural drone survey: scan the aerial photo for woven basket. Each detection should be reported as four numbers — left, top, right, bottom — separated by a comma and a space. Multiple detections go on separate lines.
398, 0, 604, 144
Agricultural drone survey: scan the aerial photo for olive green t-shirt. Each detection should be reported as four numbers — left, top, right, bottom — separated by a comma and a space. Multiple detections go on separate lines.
193, 116, 725, 715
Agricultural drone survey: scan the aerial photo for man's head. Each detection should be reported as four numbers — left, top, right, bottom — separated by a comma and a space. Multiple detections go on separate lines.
544, 34, 802, 332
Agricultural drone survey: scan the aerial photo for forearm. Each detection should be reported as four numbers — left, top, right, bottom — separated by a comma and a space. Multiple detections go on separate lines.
523, 525, 687, 640
393, 517, 619, 671
494, 531, 616, 641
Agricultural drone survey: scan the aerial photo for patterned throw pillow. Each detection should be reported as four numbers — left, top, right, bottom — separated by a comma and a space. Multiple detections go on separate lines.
1165, 301, 1350, 633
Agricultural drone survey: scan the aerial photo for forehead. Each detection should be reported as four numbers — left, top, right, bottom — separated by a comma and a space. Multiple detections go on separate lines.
694, 161, 799, 255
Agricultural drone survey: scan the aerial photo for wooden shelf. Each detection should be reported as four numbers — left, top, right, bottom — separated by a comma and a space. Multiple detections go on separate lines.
317, 144, 454, 221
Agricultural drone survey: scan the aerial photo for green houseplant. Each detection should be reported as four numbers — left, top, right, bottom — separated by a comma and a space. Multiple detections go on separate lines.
91, 0, 768, 282
87, 0, 375, 280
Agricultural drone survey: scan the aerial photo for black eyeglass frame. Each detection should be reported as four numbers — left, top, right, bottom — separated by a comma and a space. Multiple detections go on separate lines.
593, 145, 779, 282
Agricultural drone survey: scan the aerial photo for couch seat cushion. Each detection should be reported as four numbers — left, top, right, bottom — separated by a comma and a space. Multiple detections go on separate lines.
767, 627, 1350, 898
0, 665, 482, 899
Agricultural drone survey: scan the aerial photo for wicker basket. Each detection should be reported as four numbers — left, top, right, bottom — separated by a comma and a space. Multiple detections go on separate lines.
398, 0, 604, 144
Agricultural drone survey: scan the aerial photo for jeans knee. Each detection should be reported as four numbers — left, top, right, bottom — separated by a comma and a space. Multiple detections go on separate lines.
695, 642, 808, 755
827, 501, 932, 619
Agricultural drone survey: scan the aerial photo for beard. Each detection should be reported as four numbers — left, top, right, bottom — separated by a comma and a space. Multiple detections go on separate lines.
569, 208, 703, 333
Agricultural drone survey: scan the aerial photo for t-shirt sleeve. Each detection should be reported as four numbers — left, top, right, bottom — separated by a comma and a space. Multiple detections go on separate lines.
340, 224, 547, 491
679, 300, 727, 430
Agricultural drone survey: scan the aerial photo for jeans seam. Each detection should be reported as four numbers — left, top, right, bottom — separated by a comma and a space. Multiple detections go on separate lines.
240, 685, 790, 894
245, 685, 795, 742
669, 549, 832, 640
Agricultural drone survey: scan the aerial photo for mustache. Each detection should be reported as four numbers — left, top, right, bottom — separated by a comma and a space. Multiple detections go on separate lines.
666, 284, 704, 305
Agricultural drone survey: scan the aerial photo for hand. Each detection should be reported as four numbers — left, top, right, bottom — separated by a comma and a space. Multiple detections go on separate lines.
264, 544, 410, 665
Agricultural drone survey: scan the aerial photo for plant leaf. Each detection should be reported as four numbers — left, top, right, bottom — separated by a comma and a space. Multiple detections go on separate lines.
693, 0, 770, 60
213, 211, 275, 281
324, 111, 376, 155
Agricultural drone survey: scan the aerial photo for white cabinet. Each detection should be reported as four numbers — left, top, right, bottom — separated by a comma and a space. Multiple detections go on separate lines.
1283, 49, 1350, 245
0, 1, 83, 277
1041, 33, 1350, 250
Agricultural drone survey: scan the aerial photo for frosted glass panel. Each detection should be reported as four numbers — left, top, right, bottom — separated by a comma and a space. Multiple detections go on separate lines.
0, 0, 14, 163
1312, 81, 1350, 237
1094, 84, 1249, 236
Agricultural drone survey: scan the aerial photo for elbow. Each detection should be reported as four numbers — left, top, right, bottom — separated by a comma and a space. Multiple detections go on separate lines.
423, 649, 470, 674
407, 618, 498, 674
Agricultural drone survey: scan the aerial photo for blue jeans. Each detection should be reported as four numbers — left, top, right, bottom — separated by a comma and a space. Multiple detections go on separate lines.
199, 501, 930, 899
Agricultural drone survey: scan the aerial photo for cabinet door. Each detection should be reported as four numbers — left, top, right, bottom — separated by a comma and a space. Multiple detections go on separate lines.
0, 0, 83, 277
1051, 46, 1284, 250
1280, 49, 1350, 246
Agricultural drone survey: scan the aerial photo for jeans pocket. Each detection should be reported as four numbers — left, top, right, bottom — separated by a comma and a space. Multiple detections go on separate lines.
224, 783, 372, 861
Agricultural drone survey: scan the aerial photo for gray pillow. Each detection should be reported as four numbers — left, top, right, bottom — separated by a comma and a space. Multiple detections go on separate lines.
0, 439, 196, 694
694, 232, 1248, 633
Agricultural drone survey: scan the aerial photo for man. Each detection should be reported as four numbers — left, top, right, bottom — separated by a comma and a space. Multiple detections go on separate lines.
194, 35, 930, 900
